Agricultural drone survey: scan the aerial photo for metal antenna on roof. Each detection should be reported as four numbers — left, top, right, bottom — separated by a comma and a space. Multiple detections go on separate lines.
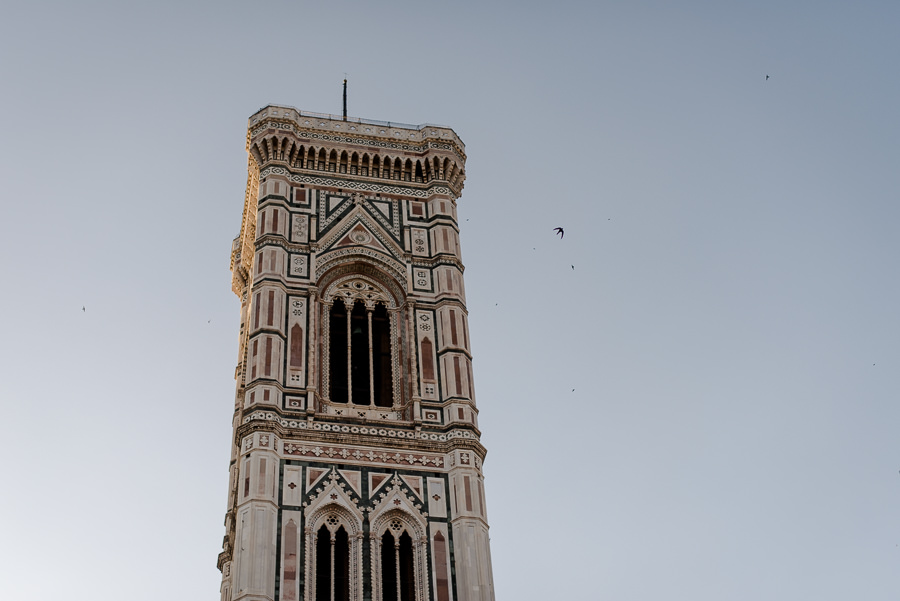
342, 77, 348, 121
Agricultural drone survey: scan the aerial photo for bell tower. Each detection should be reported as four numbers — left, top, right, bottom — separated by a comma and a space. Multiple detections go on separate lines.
218, 105, 495, 601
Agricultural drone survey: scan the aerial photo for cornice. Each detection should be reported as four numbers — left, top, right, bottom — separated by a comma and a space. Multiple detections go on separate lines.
248, 107, 466, 160
237, 408, 482, 444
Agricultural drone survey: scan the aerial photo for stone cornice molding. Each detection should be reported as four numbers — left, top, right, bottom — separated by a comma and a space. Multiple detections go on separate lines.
410, 256, 466, 272
234, 411, 486, 454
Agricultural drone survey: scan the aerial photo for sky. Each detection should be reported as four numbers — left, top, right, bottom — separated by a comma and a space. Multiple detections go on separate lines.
1, 1, 898, 599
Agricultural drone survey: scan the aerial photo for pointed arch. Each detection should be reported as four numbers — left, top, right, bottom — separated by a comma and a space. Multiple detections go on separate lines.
305, 500, 365, 601
296, 144, 306, 168
370, 509, 429, 601
339, 150, 349, 174
329, 150, 338, 172
404, 159, 413, 182
249, 142, 264, 166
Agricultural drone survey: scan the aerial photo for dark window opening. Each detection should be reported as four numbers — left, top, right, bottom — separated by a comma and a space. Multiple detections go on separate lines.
372, 303, 392, 407
315, 525, 331, 601
315, 525, 350, 601
398, 531, 415, 601
330, 302, 348, 403
350, 301, 370, 403
328, 299, 392, 407
334, 527, 350, 601
381, 531, 397, 601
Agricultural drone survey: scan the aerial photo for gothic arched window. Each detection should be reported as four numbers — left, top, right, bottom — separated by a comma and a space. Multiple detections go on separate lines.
325, 276, 395, 408
315, 523, 350, 601
380, 528, 415, 601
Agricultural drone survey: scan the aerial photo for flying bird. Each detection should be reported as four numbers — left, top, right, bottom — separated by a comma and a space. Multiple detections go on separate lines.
554, 227, 564, 239
766, 74, 770, 80
82, 306, 85, 312
571, 265, 575, 270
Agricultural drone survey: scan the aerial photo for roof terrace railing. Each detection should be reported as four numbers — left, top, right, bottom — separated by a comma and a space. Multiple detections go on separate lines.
254, 104, 451, 132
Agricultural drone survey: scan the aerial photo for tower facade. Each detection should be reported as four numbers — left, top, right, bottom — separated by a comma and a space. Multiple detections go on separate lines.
218, 105, 495, 601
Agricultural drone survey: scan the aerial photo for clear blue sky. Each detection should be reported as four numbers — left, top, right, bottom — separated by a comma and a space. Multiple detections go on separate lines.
1, 1, 898, 599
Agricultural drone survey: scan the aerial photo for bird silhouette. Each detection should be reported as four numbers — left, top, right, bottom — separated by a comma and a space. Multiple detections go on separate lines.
571, 265, 575, 270
766, 74, 770, 80
82, 306, 85, 312
554, 227, 564, 239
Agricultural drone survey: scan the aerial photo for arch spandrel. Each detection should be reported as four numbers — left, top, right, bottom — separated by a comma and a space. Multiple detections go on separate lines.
369, 475, 428, 538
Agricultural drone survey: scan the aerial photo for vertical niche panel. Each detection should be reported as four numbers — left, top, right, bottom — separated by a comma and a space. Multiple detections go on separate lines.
415, 309, 438, 401
286, 296, 308, 388
281, 510, 303, 601
430, 525, 453, 601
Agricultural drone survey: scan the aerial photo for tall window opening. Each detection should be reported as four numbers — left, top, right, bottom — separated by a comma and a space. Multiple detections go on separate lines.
381, 527, 416, 601
372, 303, 392, 407
315, 525, 330, 601
381, 531, 396, 601
315, 524, 350, 601
328, 296, 392, 407
350, 301, 370, 401
334, 527, 350, 601
398, 531, 415, 601
329, 302, 349, 404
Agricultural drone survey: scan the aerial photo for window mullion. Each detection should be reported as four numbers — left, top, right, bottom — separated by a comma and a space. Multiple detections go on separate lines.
345, 301, 353, 404
330, 536, 336, 601
395, 539, 402, 601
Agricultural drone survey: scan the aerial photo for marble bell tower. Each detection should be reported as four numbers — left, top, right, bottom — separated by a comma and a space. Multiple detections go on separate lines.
217, 104, 495, 601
